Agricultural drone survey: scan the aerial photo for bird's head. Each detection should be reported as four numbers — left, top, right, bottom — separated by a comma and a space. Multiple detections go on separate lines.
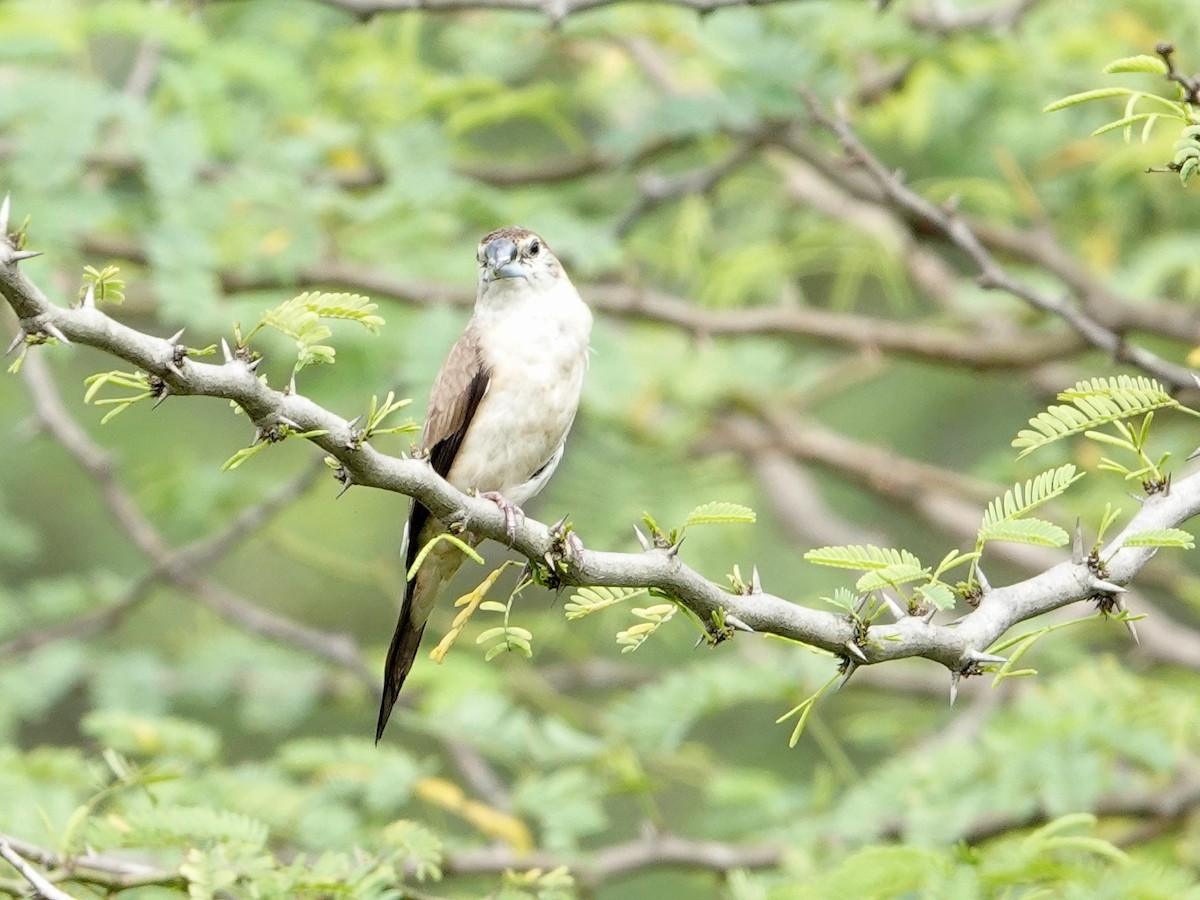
475, 226, 564, 297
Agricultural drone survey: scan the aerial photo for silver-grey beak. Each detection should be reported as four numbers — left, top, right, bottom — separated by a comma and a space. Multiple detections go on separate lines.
483, 237, 523, 280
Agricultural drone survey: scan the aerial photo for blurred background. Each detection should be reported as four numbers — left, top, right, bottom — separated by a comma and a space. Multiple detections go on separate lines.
3, 0, 1200, 896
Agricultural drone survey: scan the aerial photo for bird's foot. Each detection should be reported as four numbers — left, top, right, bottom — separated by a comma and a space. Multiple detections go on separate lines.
480, 491, 524, 545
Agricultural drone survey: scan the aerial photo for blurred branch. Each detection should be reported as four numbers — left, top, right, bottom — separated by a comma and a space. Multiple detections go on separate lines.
0, 828, 780, 896
0, 834, 182, 894
12, 352, 372, 683
0, 455, 337, 664
296, 0, 826, 22
800, 92, 1197, 391
0, 839, 79, 900
445, 831, 784, 887
6, 216, 1200, 696
615, 128, 773, 236
78, 233, 1085, 371
907, 0, 1046, 36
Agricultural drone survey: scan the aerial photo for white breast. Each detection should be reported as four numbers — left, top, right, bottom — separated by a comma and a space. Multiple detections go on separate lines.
447, 277, 591, 506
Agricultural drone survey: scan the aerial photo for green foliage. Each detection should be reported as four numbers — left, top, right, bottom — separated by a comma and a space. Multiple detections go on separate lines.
240, 292, 384, 380
804, 545, 927, 592
1044, 47, 1198, 180
6, 2, 1200, 898
1121, 527, 1196, 549
563, 585, 650, 619
81, 264, 126, 305
220, 425, 329, 471
83, 370, 153, 423
615, 602, 677, 653
358, 391, 419, 446
406, 532, 484, 581
1012, 376, 1193, 459
976, 464, 1081, 551
641, 500, 756, 547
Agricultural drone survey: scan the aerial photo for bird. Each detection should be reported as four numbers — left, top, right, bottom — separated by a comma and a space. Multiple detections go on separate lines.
376, 226, 592, 741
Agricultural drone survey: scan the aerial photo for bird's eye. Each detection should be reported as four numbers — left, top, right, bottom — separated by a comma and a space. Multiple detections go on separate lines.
528, 239, 540, 257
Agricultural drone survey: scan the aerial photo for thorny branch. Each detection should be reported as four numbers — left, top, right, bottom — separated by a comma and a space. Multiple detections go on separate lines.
4, 199, 1200, 701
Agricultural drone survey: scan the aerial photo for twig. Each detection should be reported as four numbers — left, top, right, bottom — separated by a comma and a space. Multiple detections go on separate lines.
0, 840, 79, 900
908, 0, 1045, 36
1156, 42, 1200, 105
799, 91, 1197, 392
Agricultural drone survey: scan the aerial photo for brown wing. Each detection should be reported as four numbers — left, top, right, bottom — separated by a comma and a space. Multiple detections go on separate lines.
376, 327, 491, 741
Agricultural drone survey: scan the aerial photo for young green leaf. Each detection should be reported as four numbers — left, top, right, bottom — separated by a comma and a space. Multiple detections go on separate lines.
1120, 528, 1195, 549
804, 545, 922, 572
1013, 377, 1185, 457
856, 562, 928, 592
978, 518, 1070, 547
1102, 54, 1169, 75
564, 586, 649, 619
680, 501, 757, 530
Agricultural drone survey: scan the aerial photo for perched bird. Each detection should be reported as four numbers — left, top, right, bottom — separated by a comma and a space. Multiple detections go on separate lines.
376, 226, 592, 741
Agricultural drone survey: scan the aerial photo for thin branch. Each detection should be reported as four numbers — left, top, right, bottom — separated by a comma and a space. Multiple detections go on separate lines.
5, 214, 1200, 687
0, 840, 79, 900
293, 0, 825, 23
14, 352, 372, 682
1156, 42, 1200, 106
908, 0, 1046, 36
800, 92, 1197, 391
0, 454, 325, 662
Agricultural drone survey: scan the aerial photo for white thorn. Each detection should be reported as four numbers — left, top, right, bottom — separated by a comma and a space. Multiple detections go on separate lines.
42, 321, 71, 345
725, 614, 754, 633
836, 660, 858, 691
1071, 517, 1084, 565
633, 525, 651, 551
168, 327, 185, 344
5, 330, 25, 355
949, 672, 960, 706
11, 249, 42, 262
921, 607, 937, 623
750, 565, 762, 595
1125, 618, 1140, 645
965, 648, 1007, 664
844, 639, 867, 662
1091, 578, 1127, 594
881, 593, 906, 620
0, 193, 9, 234
82, 283, 96, 309
220, 338, 233, 363
976, 567, 991, 594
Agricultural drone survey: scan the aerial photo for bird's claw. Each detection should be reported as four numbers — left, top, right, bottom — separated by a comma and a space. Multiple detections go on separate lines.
480, 491, 524, 545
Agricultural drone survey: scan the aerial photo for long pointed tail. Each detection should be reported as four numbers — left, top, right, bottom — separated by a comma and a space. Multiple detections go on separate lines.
376, 533, 470, 742
375, 585, 426, 742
